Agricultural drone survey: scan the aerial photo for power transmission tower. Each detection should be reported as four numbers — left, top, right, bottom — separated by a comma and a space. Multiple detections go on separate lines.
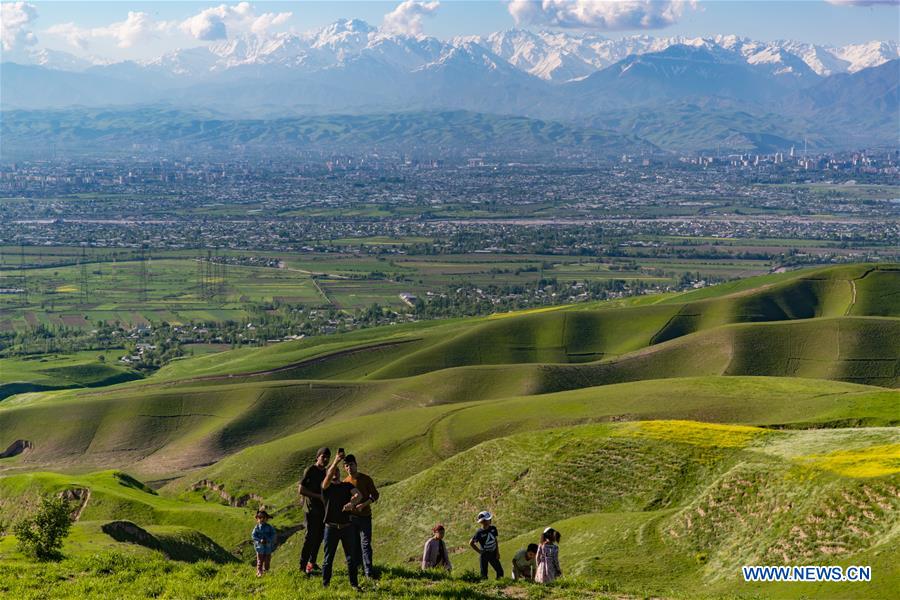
79, 246, 90, 304
217, 250, 227, 304
197, 248, 206, 300
20, 244, 28, 304
206, 250, 214, 301
138, 245, 149, 303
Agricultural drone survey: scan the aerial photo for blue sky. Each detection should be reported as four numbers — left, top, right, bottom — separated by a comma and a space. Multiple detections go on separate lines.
3, 1, 898, 61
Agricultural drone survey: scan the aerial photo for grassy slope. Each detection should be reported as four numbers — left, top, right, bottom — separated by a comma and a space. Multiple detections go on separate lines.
0, 351, 141, 401
2, 314, 894, 479
369, 264, 898, 380
374, 421, 899, 596
0, 263, 898, 598
95, 263, 897, 387
3, 420, 894, 598
171, 377, 899, 502
0, 471, 249, 550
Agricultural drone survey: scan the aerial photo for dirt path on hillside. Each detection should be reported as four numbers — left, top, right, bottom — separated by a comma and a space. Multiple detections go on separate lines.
72, 488, 91, 522
846, 279, 858, 316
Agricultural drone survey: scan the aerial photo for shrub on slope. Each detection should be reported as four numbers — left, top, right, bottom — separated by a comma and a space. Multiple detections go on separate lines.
0, 471, 249, 550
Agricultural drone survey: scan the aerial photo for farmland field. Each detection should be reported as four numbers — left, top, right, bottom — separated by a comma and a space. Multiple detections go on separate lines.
0, 247, 788, 330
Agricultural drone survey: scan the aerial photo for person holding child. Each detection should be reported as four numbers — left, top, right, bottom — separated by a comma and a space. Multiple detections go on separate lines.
470, 510, 503, 579
534, 527, 562, 584
251, 510, 277, 577
421, 524, 452, 572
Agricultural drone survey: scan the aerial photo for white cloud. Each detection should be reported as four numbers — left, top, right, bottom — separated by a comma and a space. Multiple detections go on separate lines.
45, 22, 89, 49
47, 11, 170, 49
383, 0, 440, 35
45, 3, 292, 51
825, 0, 899, 5
1, 1, 38, 51
97, 11, 168, 48
507, 0, 698, 30
179, 2, 292, 41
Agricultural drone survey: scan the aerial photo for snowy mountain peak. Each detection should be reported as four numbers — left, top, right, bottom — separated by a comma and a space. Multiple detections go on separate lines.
311, 18, 376, 49
8, 20, 897, 86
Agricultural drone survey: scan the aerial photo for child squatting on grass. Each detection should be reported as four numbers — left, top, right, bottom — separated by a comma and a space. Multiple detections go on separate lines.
470, 511, 503, 579
511, 543, 538, 581
251, 510, 277, 577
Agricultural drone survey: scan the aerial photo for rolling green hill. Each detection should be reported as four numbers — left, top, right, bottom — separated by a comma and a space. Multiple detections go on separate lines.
0, 351, 142, 401
0, 263, 898, 598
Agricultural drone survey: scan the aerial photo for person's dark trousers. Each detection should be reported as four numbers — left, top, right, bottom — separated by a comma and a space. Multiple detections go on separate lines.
299, 511, 324, 570
350, 515, 374, 577
480, 550, 504, 579
321, 524, 359, 588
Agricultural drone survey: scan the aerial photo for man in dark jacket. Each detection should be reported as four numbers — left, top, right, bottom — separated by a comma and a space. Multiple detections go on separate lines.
298, 447, 330, 574
343, 454, 380, 579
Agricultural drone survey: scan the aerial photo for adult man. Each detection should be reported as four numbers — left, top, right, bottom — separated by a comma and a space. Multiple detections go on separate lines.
511, 543, 538, 580
321, 451, 362, 589
342, 454, 380, 579
298, 447, 330, 575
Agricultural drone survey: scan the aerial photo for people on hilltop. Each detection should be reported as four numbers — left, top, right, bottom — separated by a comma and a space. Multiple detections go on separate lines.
251, 510, 277, 577
511, 543, 538, 581
421, 524, 452, 572
320, 449, 363, 589
470, 511, 503, 579
342, 454, 380, 579
298, 447, 330, 576
534, 527, 562, 584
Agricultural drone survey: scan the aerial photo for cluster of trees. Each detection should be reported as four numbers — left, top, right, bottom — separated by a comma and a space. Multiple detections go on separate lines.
414, 278, 647, 319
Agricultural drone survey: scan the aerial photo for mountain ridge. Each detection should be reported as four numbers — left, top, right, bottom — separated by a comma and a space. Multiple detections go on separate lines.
2, 20, 897, 153
6, 20, 897, 80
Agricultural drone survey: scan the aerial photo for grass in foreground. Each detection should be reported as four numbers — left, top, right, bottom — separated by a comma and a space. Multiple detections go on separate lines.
0, 552, 611, 599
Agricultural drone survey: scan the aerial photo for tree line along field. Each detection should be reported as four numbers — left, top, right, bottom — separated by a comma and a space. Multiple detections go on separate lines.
0, 263, 897, 598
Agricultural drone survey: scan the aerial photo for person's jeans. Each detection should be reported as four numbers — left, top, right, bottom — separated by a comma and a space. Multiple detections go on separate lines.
300, 511, 324, 569
350, 514, 374, 577
480, 550, 504, 579
321, 524, 359, 587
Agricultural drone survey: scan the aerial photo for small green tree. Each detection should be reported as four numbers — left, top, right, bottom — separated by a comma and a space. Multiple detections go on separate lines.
14, 494, 73, 561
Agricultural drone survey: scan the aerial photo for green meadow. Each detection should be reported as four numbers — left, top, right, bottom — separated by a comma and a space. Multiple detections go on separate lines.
0, 350, 140, 401
0, 263, 897, 598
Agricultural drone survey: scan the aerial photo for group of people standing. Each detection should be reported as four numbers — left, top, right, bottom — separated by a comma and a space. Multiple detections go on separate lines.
251, 446, 562, 587
298, 447, 379, 589
423, 511, 563, 584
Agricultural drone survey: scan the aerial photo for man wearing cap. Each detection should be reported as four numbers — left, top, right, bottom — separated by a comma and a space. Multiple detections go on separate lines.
342, 454, 380, 579
298, 447, 330, 575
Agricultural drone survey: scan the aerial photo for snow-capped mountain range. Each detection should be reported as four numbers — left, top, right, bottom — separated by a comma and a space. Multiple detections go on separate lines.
7, 18, 898, 82
3, 18, 897, 153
